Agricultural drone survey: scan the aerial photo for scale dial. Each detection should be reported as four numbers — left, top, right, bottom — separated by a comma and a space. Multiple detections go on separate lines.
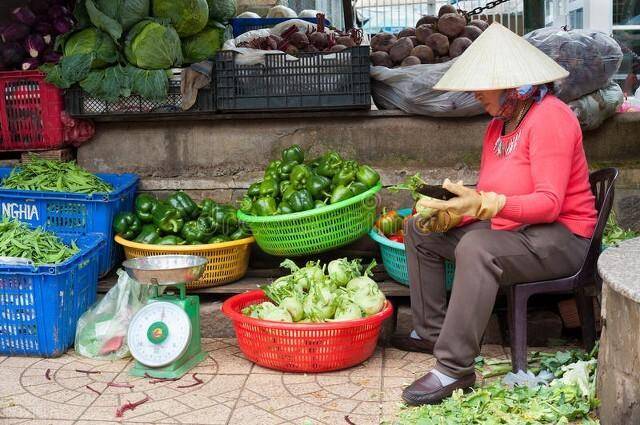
128, 301, 192, 368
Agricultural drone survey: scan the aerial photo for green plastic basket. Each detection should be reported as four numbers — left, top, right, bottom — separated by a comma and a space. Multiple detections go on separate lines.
369, 208, 454, 289
238, 183, 381, 256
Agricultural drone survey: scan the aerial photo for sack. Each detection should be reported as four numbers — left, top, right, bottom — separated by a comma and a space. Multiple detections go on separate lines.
568, 81, 623, 130
370, 60, 484, 117
75, 269, 150, 360
524, 28, 623, 102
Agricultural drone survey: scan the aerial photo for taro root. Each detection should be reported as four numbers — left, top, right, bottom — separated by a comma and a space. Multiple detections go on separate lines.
371, 32, 397, 52
309, 31, 329, 50
401, 56, 421, 67
449, 37, 472, 58
469, 19, 489, 31
303, 44, 319, 53
290, 32, 309, 49
330, 44, 347, 52
370, 51, 393, 67
285, 45, 299, 55
409, 36, 419, 47
398, 27, 416, 38
411, 45, 435, 64
461, 25, 482, 41
416, 15, 438, 27
336, 36, 356, 47
438, 13, 466, 38
389, 37, 413, 63
425, 33, 449, 56
438, 4, 457, 17
415, 24, 434, 44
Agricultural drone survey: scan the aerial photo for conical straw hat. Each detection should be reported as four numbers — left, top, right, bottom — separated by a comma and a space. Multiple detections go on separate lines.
434, 22, 569, 91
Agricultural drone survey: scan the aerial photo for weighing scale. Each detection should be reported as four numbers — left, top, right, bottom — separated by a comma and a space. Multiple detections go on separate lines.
123, 255, 208, 379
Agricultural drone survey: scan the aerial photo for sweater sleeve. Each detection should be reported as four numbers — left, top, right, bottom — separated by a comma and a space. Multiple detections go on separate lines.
496, 111, 577, 224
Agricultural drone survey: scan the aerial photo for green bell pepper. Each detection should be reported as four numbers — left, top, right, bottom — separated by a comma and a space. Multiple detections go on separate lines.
155, 235, 186, 245
307, 156, 322, 169
207, 235, 230, 244
199, 198, 217, 217
247, 182, 262, 199
317, 151, 343, 177
289, 164, 311, 190
212, 204, 239, 235
152, 203, 184, 234
197, 216, 219, 238
281, 185, 297, 203
134, 224, 161, 244
282, 145, 304, 164
278, 200, 294, 215
314, 199, 327, 209
134, 194, 158, 223
254, 196, 278, 216
259, 179, 279, 198
356, 165, 380, 188
277, 161, 298, 181
288, 189, 314, 212
181, 220, 209, 244
167, 191, 199, 219
230, 227, 251, 240
332, 161, 358, 186
279, 180, 292, 196
306, 174, 331, 199
350, 181, 369, 196
330, 184, 353, 204
264, 160, 282, 182
113, 212, 142, 240
239, 196, 254, 215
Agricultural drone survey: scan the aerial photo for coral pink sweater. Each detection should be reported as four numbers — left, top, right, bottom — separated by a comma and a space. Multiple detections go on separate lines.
474, 95, 597, 238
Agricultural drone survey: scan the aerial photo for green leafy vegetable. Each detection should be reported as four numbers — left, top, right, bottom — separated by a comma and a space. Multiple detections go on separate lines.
181, 21, 224, 64
63, 28, 118, 68
85, 0, 124, 41
2, 155, 113, 194
603, 211, 638, 246
207, 0, 236, 23
124, 20, 183, 70
82, 0, 150, 41
0, 219, 79, 265
152, 0, 209, 37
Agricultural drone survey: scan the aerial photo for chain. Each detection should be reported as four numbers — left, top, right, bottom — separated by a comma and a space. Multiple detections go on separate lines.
460, 0, 512, 18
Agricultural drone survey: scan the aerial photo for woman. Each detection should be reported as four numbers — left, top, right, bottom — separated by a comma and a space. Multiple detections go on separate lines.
393, 23, 597, 406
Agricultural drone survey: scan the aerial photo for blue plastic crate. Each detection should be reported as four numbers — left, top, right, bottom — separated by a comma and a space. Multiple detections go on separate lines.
0, 234, 104, 357
369, 209, 455, 289
230, 17, 331, 37
0, 168, 138, 277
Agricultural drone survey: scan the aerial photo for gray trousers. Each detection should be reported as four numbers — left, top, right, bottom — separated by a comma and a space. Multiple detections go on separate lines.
404, 218, 589, 378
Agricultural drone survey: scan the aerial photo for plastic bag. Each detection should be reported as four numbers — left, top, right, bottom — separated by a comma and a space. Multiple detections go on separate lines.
524, 28, 623, 102
370, 60, 485, 117
75, 269, 149, 360
568, 81, 623, 130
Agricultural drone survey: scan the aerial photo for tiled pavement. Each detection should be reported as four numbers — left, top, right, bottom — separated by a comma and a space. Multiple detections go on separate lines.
0, 339, 513, 425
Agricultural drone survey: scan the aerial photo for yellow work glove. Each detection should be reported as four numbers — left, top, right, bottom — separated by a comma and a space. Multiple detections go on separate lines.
417, 179, 506, 220
415, 210, 463, 233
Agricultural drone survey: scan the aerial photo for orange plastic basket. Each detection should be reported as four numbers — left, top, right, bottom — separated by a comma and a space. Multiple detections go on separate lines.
222, 290, 393, 372
115, 235, 254, 289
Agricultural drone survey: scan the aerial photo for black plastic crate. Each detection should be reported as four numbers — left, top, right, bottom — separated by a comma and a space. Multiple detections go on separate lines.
215, 46, 371, 112
64, 79, 214, 117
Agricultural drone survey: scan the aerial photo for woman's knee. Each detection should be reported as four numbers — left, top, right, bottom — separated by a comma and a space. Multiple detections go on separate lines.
454, 230, 495, 262
405, 216, 443, 254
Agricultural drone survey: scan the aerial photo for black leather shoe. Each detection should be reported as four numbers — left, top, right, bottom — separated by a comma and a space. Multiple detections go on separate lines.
402, 372, 476, 406
390, 334, 434, 354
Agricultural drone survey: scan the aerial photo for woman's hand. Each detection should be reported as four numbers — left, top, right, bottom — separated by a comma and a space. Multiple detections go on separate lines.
417, 179, 507, 220
416, 210, 462, 233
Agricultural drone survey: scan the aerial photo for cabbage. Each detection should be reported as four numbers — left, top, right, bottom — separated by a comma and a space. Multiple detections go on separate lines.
280, 296, 304, 322
152, 0, 209, 37
124, 20, 183, 70
182, 22, 224, 64
63, 28, 117, 69
207, 0, 236, 23
80, 0, 150, 42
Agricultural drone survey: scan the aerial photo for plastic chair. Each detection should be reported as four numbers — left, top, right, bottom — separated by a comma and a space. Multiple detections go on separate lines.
506, 168, 619, 372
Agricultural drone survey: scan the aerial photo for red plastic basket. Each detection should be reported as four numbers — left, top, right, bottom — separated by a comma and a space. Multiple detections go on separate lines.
222, 290, 393, 373
0, 71, 65, 152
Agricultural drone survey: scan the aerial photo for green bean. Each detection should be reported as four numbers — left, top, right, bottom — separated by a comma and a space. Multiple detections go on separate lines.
0, 218, 79, 265
1, 155, 113, 194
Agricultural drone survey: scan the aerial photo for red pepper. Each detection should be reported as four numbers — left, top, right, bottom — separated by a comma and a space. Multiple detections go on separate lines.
375, 209, 404, 236
388, 232, 404, 243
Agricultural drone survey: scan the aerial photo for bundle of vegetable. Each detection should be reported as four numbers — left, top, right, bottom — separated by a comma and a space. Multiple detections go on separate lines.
242, 258, 387, 323
0, 0, 74, 71
235, 14, 363, 55
389, 173, 447, 219
1, 155, 113, 194
240, 145, 380, 216
113, 191, 248, 245
0, 218, 79, 265
370, 4, 487, 68
603, 211, 638, 246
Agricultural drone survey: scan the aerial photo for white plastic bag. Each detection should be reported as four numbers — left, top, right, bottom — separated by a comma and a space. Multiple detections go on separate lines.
75, 269, 149, 360
370, 60, 484, 117
524, 28, 623, 102
568, 81, 623, 130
